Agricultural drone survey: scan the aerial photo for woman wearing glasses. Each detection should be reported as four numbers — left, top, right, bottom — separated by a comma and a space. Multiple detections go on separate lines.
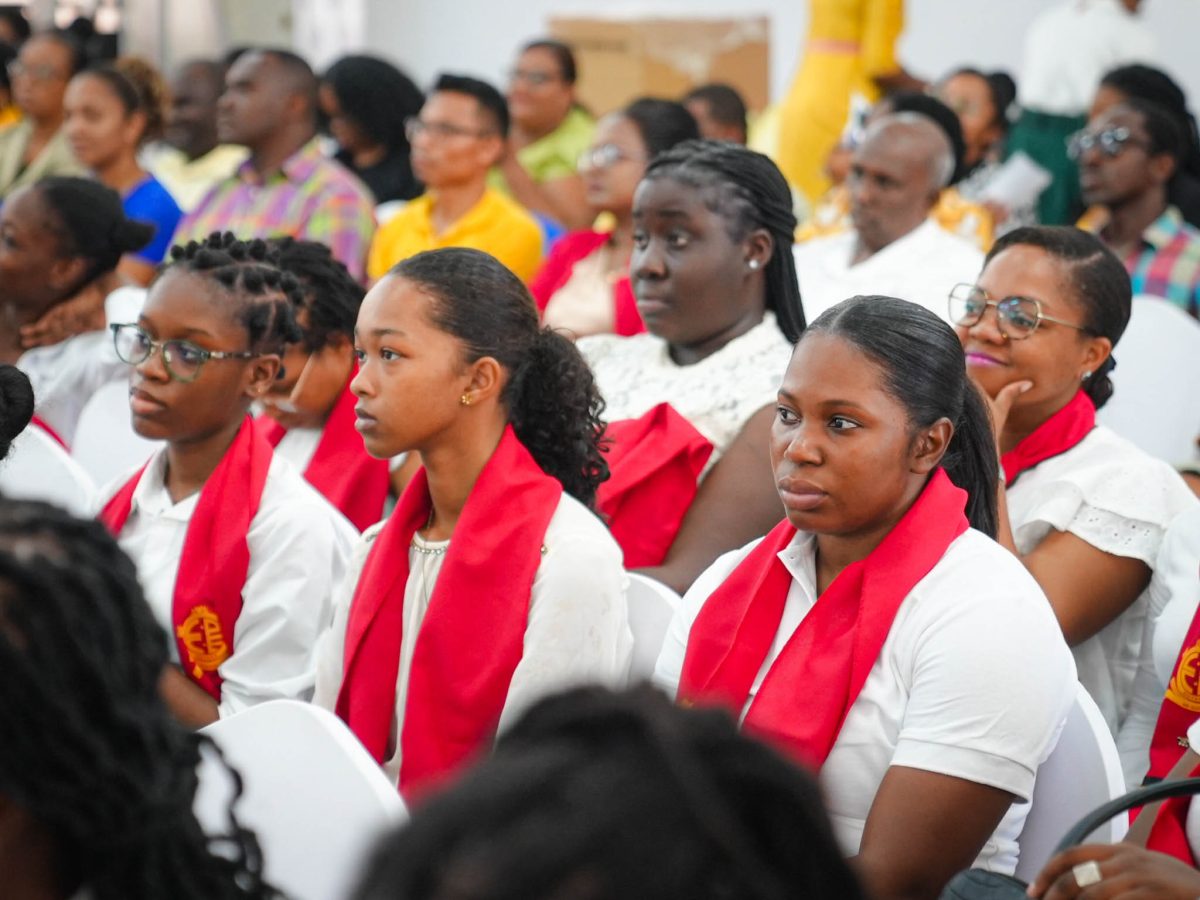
100, 233, 356, 728
529, 98, 698, 339
951, 225, 1197, 734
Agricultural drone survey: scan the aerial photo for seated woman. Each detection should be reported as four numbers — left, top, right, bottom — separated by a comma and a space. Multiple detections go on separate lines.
312, 247, 631, 802
494, 38, 595, 231
63, 57, 184, 285
655, 295, 1076, 900
259, 238, 391, 531
530, 97, 699, 339
100, 233, 357, 728
955, 226, 1198, 735
3, 177, 153, 445
0, 500, 276, 899
320, 55, 424, 205
578, 139, 805, 589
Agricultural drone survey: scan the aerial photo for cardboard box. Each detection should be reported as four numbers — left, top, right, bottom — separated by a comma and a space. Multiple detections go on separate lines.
548, 16, 769, 117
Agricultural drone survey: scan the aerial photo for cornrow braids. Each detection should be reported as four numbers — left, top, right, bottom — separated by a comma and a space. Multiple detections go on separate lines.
166, 233, 304, 354
0, 500, 278, 899
644, 140, 806, 343
269, 237, 364, 351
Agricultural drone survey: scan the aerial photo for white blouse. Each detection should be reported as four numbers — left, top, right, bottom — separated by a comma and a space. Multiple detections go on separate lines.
578, 311, 793, 473
1007, 426, 1198, 735
102, 449, 358, 718
312, 493, 633, 786
655, 528, 1077, 875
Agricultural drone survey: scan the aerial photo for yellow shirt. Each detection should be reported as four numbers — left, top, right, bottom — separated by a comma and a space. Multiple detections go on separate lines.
367, 187, 544, 283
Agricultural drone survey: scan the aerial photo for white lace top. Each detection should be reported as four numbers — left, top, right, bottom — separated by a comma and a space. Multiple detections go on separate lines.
1007, 426, 1198, 733
578, 312, 793, 474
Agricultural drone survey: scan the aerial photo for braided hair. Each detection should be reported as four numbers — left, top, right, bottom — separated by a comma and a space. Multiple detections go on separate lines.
269, 237, 364, 352
164, 233, 303, 354
352, 685, 867, 900
0, 500, 278, 899
0, 365, 33, 461
643, 139, 806, 343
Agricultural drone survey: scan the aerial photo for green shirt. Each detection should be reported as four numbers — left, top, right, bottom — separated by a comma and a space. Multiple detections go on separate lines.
491, 106, 595, 191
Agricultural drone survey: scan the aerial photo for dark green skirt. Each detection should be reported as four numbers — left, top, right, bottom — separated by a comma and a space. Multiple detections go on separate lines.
1005, 109, 1088, 226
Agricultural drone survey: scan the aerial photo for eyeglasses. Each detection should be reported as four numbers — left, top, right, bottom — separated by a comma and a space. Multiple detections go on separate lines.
1066, 126, 1149, 161
7, 60, 68, 83
948, 284, 1091, 340
404, 117, 494, 142
508, 68, 560, 88
578, 143, 645, 172
111, 323, 258, 383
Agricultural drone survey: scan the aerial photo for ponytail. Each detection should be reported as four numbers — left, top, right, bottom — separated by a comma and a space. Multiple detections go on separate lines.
942, 381, 999, 538
1083, 354, 1117, 410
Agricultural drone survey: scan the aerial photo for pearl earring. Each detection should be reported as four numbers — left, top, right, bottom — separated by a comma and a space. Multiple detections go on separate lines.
1081, 371, 1092, 382
747, 259, 761, 270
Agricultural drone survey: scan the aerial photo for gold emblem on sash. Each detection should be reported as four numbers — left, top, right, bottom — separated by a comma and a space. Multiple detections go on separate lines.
1167, 638, 1200, 713
175, 605, 230, 680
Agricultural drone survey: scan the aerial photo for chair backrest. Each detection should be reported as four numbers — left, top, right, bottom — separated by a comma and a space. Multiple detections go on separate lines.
71, 380, 161, 487
1097, 295, 1200, 463
0, 425, 96, 515
1013, 684, 1128, 883
626, 572, 681, 680
196, 700, 406, 900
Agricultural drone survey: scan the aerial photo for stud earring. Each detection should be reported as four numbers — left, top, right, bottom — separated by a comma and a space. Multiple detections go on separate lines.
747, 259, 761, 270
1081, 371, 1092, 382
460, 393, 472, 406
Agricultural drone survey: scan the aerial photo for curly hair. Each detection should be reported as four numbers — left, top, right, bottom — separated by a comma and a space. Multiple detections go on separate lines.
164, 233, 303, 354
269, 237, 364, 351
80, 57, 168, 145
391, 248, 608, 507
322, 55, 423, 155
0, 500, 279, 900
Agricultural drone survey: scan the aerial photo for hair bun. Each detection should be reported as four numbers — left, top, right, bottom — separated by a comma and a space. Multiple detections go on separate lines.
0, 365, 35, 458
114, 219, 156, 255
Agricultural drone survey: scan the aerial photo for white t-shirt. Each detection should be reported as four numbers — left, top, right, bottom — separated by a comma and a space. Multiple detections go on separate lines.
1019, 0, 1156, 115
654, 527, 1077, 875
1007, 426, 1198, 735
102, 449, 358, 718
0, 424, 96, 515
312, 493, 633, 786
578, 311, 793, 473
792, 219, 984, 325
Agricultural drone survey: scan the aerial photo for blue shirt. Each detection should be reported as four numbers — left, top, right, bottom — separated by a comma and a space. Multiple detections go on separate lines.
124, 176, 183, 264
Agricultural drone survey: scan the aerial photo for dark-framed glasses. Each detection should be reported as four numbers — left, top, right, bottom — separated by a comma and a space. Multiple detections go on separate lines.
947, 284, 1090, 340
578, 143, 645, 172
1066, 125, 1147, 161
111, 323, 257, 383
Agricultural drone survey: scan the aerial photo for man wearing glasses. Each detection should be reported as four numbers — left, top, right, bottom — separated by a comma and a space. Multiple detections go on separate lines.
366, 74, 543, 284
1075, 100, 1200, 318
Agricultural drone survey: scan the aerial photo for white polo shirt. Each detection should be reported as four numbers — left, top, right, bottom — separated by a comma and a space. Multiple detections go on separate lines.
655, 527, 1076, 875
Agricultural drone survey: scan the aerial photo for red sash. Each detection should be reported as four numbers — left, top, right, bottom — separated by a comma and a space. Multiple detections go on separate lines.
258, 375, 390, 532
1000, 390, 1095, 486
1145, 761, 1200, 866
528, 229, 644, 336
30, 415, 68, 450
335, 426, 561, 800
1145, 591, 1200, 785
98, 417, 272, 701
596, 403, 713, 568
678, 469, 968, 770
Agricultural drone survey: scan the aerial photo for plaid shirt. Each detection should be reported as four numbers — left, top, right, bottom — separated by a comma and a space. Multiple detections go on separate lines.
1121, 206, 1200, 318
175, 139, 376, 281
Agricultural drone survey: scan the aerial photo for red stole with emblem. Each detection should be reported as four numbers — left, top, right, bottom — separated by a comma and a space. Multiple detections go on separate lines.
258, 374, 390, 532
678, 469, 968, 770
99, 416, 272, 701
596, 403, 713, 568
30, 415, 68, 450
1144, 597, 1200, 789
1145, 760, 1200, 865
335, 426, 561, 800
1000, 390, 1095, 486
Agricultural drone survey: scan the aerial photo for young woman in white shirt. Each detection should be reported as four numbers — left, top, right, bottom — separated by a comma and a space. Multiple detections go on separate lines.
578, 139, 807, 591
312, 247, 631, 802
655, 295, 1076, 900
100, 233, 356, 728
953, 226, 1197, 735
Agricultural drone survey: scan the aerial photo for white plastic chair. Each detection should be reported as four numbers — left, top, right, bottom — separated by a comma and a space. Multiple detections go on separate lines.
0, 425, 96, 515
626, 572, 681, 679
1097, 295, 1200, 464
1014, 684, 1128, 883
196, 700, 406, 900
71, 380, 161, 488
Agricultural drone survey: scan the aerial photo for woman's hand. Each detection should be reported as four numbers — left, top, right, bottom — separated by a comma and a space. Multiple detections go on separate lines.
1029, 843, 1200, 898
976, 378, 1033, 454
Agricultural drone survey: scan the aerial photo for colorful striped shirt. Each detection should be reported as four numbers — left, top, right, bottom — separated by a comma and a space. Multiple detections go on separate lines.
174, 139, 376, 281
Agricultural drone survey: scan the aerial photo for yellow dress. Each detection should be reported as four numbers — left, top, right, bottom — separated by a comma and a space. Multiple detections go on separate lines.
776, 0, 905, 204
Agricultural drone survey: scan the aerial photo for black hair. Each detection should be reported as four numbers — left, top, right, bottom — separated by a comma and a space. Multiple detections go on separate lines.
0, 500, 277, 899
433, 72, 509, 137
34, 176, 154, 286
945, 67, 1017, 131
0, 40, 14, 93
78, 58, 167, 145
269, 237, 364, 351
33, 29, 86, 76
683, 83, 749, 138
0, 365, 34, 461
0, 9, 31, 45
985, 226, 1131, 409
323, 55, 424, 156
391, 248, 608, 507
519, 38, 578, 84
1122, 96, 1186, 167
164, 233, 303, 355
621, 96, 700, 158
353, 685, 867, 900
643, 139, 806, 343
881, 91, 968, 184
808, 296, 999, 535
249, 47, 318, 120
